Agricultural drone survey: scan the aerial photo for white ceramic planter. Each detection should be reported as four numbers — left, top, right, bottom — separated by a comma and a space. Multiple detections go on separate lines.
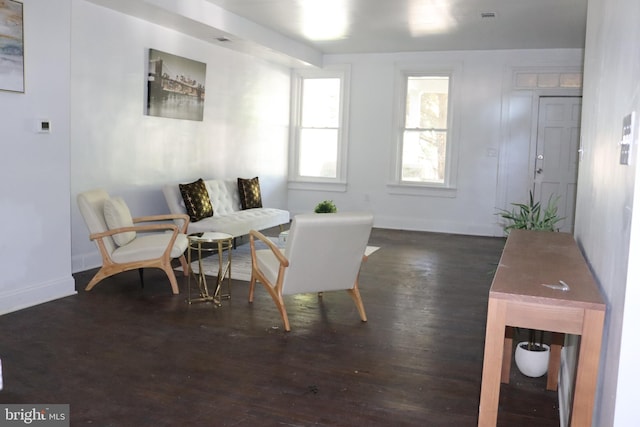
514, 341, 550, 378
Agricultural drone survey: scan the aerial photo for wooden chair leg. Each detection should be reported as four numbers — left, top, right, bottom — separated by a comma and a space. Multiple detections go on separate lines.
261, 282, 290, 331
85, 268, 112, 291
163, 266, 180, 295
248, 274, 256, 302
248, 269, 290, 331
179, 255, 188, 276
347, 287, 367, 322
274, 295, 291, 332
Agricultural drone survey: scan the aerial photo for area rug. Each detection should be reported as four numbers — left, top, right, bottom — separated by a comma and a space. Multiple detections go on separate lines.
177, 238, 380, 282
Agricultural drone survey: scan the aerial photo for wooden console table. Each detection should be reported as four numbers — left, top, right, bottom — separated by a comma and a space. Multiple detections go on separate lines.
478, 230, 605, 426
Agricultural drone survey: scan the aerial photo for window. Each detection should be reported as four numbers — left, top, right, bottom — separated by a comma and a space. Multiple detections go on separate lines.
299, 78, 340, 178
402, 76, 449, 183
289, 66, 350, 191
390, 66, 459, 196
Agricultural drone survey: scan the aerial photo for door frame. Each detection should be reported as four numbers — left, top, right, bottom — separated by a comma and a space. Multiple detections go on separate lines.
530, 95, 582, 232
496, 66, 582, 236
530, 95, 583, 198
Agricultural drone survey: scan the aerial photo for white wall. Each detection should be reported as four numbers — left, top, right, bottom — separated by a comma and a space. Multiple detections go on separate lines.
574, 0, 640, 425
286, 49, 583, 237
70, 0, 291, 272
7, 1, 638, 424
0, 0, 76, 314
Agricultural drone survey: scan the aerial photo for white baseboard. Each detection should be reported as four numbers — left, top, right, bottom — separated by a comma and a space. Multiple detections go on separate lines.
372, 214, 501, 237
0, 276, 77, 315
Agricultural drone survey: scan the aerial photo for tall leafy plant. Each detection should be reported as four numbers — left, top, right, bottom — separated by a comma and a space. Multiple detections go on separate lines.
497, 190, 563, 233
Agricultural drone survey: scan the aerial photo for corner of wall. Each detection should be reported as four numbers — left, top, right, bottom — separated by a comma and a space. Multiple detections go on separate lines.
0, 277, 77, 316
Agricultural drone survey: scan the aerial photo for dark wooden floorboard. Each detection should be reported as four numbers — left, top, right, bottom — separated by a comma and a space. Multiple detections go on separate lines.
0, 228, 559, 426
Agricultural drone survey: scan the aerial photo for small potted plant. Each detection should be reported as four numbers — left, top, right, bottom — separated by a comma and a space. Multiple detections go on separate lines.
497, 190, 563, 233
497, 190, 563, 377
314, 200, 337, 213
514, 329, 551, 377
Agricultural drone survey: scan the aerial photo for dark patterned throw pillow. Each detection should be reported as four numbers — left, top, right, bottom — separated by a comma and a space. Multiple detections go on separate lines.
179, 178, 213, 222
238, 177, 263, 210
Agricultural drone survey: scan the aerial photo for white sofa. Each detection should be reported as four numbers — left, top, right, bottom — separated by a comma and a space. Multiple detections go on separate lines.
162, 179, 290, 237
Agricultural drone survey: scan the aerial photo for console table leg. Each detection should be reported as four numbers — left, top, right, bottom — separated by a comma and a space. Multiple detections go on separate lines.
479, 298, 507, 426
570, 309, 605, 427
547, 332, 564, 391
501, 326, 513, 384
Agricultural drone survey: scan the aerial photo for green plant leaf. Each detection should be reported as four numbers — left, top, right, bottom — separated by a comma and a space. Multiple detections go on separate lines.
496, 190, 564, 234
314, 200, 337, 213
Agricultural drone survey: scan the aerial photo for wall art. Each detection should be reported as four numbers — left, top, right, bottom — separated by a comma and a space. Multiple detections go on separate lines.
147, 49, 206, 121
0, 0, 24, 93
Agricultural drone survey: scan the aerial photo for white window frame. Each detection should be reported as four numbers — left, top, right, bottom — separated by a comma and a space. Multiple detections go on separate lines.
288, 65, 350, 192
388, 63, 461, 198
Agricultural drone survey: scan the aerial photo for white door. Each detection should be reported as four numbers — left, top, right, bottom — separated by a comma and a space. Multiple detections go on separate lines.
533, 97, 582, 232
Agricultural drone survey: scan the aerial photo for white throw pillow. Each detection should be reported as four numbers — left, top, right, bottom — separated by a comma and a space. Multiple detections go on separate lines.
103, 196, 136, 246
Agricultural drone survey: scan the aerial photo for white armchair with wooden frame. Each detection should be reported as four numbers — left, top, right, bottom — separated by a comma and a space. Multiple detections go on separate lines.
249, 211, 374, 331
77, 189, 190, 294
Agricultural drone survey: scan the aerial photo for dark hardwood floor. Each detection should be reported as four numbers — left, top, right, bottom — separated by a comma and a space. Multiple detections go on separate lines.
0, 228, 559, 426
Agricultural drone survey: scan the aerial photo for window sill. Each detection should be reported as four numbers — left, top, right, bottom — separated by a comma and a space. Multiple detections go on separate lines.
386, 183, 457, 198
288, 180, 347, 192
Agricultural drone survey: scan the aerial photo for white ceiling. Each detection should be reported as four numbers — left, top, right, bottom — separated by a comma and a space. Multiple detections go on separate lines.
204, 0, 588, 54
87, 0, 588, 67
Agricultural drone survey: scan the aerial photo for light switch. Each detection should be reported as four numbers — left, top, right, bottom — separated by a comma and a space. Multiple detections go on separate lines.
620, 112, 635, 165
620, 142, 630, 165
486, 148, 498, 157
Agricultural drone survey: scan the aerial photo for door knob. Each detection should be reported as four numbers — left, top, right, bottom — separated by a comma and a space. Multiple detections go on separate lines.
536, 168, 543, 174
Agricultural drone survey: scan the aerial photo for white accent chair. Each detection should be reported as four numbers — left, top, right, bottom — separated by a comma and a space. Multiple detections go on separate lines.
77, 189, 190, 294
249, 211, 374, 331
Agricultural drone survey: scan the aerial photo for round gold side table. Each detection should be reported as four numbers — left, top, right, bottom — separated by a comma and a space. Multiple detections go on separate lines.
186, 232, 233, 306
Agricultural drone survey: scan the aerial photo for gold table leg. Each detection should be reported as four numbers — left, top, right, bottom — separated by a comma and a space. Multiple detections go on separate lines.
212, 238, 232, 301
187, 236, 232, 306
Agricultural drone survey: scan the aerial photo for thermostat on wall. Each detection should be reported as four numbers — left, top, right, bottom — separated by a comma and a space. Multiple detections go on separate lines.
36, 119, 51, 133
